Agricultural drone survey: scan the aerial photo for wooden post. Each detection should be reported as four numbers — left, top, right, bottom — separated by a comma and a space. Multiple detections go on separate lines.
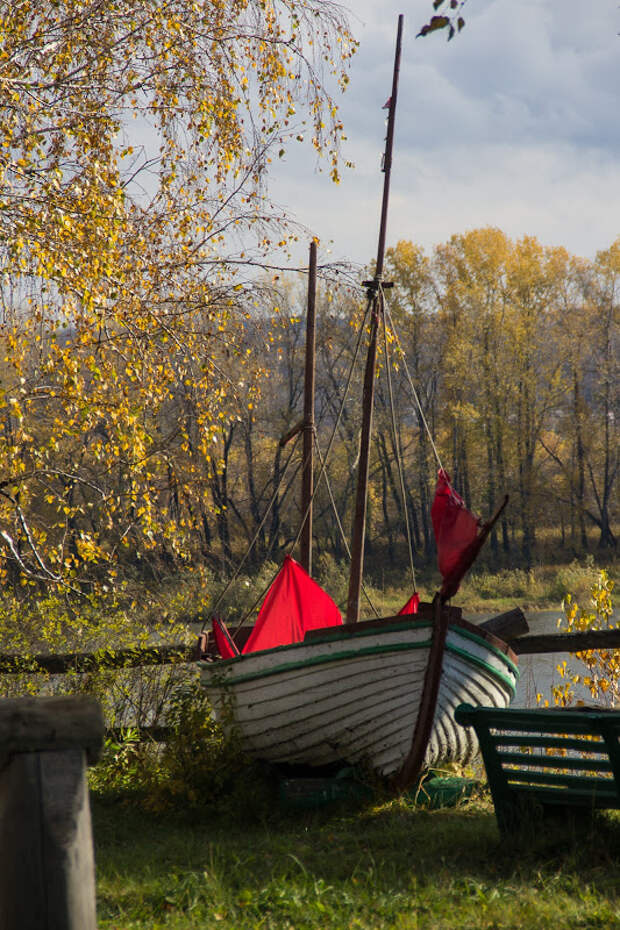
0, 695, 104, 930
478, 607, 529, 642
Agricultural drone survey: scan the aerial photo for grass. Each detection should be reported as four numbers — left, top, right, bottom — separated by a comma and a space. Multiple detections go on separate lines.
93, 790, 620, 929
5, 551, 617, 926
94, 544, 617, 632
359, 555, 619, 617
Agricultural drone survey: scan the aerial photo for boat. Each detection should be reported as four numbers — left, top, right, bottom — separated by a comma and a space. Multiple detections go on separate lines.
202, 599, 518, 790
199, 16, 522, 793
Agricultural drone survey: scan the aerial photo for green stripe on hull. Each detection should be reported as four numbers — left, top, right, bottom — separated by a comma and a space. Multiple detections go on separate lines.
203, 632, 517, 697
208, 639, 433, 687
448, 625, 520, 680
444, 643, 517, 697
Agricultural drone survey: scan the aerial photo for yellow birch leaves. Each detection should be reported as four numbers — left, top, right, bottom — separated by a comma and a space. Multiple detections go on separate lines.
0, 0, 355, 590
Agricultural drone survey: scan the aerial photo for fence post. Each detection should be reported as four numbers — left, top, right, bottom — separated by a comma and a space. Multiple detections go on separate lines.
0, 695, 104, 930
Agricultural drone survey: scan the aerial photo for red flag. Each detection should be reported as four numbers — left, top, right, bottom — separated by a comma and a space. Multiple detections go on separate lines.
242, 555, 342, 654
431, 469, 508, 601
431, 469, 481, 600
398, 594, 420, 615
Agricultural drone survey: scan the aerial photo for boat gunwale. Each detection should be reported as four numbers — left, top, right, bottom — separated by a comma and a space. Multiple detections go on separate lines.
200, 627, 519, 695
214, 604, 515, 659
202, 609, 518, 668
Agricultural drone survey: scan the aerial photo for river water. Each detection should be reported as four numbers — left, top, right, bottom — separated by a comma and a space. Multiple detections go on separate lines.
466, 609, 619, 709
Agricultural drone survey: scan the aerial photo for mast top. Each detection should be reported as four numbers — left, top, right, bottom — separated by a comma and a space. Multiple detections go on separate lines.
372, 12, 403, 286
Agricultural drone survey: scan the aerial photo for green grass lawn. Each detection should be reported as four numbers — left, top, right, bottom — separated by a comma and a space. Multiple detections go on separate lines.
93, 791, 620, 929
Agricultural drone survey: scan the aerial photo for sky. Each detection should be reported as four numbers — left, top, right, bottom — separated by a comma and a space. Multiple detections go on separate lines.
270, 0, 620, 272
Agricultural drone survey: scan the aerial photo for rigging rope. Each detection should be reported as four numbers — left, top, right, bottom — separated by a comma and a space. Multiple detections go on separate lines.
287, 290, 381, 618
380, 282, 417, 593
383, 300, 445, 476
289, 294, 372, 556
314, 435, 381, 619
227, 291, 380, 632
214, 283, 440, 630
210, 432, 301, 620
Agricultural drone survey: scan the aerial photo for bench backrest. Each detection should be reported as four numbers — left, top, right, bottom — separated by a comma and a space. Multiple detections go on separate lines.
455, 704, 620, 810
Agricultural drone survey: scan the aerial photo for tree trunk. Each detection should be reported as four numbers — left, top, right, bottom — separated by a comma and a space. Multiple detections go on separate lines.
572, 369, 589, 549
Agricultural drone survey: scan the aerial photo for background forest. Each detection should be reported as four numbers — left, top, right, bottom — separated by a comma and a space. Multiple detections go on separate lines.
1, 225, 617, 605
202, 229, 618, 582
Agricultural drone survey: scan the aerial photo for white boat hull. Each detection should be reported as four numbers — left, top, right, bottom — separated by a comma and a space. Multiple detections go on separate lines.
200, 615, 518, 781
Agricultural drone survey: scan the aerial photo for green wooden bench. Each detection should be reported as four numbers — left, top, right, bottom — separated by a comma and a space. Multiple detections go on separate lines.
454, 703, 620, 834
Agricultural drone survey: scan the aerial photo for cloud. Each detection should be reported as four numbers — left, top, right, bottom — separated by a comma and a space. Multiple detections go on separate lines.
268, 0, 620, 268
272, 140, 620, 267
393, 142, 620, 258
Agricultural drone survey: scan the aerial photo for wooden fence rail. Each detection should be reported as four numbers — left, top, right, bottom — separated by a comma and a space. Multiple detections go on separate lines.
512, 628, 620, 655
0, 621, 618, 676
0, 642, 199, 675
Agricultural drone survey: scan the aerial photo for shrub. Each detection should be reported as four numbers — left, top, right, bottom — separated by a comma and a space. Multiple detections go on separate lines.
313, 553, 350, 606
550, 570, 617, 708
90, 676, 273, 818
547, 556, 601, 605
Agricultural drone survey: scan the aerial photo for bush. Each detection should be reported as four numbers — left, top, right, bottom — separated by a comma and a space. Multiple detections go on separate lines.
549, 556, 601, 604
463, 557, 606, 608
549, 570, 617, 708
313, 553, 350, 606
90, 676, 274, 818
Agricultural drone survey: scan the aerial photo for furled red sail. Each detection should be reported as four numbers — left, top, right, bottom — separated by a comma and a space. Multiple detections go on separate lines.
431, 469, 482, 601
241, 555, 342, 654
398, 594, 420, 615
211, 617, 240, 659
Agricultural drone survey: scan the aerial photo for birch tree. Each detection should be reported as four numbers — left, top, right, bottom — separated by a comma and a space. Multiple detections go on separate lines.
0, 0, 355, 591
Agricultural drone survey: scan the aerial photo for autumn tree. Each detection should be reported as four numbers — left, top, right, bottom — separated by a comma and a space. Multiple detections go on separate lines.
587, 241, 619, 549
504, 236, 566, 563
0, 0, 355, 591
430, 229, 514, 553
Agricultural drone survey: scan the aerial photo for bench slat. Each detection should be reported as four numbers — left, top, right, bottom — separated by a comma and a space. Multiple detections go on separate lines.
457, 704, 619, 732
490, 734, 607, 754
498, 751, 612, 773
510, 783, 620, 808
504, 769, 617, 793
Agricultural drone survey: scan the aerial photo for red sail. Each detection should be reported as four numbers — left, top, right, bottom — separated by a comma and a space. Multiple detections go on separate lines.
242, 555, 342, 654
431, 469, 482, 600
211, 617, 240, 659
398, 594, 420, 615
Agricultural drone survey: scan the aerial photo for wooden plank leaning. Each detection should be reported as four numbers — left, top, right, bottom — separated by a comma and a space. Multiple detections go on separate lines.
0, 695, 104, 930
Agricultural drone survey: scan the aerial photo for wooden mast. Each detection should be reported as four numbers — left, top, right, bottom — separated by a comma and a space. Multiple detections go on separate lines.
300, 240, 317, 575
345, 14, 404, 624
